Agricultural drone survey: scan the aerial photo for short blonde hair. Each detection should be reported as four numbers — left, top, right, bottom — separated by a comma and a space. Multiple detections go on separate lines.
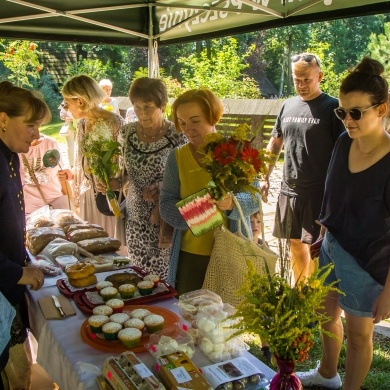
172, 88, 223, 131
62, 75, 106, 111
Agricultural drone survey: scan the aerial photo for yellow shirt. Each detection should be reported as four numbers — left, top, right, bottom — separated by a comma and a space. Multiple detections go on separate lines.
176, 144, 227, 255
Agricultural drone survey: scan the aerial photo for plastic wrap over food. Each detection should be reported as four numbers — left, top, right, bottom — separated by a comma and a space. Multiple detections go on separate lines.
26, 226, 66, 255
39, 238, 79, 261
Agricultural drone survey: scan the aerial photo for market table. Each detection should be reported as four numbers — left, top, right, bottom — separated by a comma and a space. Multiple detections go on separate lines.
26, 271, 275, 390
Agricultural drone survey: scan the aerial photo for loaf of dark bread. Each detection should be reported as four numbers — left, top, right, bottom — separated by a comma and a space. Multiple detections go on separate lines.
77, 237, 121, 255
63, 223, 104, 234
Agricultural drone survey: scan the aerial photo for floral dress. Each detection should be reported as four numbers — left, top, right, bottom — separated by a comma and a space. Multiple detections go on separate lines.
120, 122, 187, 279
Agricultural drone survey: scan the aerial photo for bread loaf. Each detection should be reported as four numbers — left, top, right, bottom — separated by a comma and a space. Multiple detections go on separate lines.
26, 227, 66, 255
67, 228, 108, 243
77, 237, 121, 255
68, 274, 97, 287
63, 223, 104, 234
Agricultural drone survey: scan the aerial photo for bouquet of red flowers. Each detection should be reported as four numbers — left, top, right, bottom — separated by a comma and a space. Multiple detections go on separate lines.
201, 123, 270, 199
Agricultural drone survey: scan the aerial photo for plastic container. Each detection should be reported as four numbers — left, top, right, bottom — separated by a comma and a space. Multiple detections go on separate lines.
196, 303, 247, 363
145, 324, 195, 359
55, 254, 78, 270
176, 288, 223, 327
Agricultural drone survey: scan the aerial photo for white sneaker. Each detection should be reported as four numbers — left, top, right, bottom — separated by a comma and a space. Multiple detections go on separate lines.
296, 361, 342, 389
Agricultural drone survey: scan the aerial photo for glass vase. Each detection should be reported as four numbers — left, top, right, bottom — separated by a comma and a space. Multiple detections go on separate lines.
269, 356, 302, 390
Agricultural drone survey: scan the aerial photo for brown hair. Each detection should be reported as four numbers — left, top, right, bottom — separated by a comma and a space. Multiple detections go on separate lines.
171, 88, 224, 131
128, 77, 168, 108
0, 81, 51, 123
340, 57, 389, 105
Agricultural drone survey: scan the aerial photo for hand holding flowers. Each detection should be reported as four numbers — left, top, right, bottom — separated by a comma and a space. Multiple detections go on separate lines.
81, 120, 122, 217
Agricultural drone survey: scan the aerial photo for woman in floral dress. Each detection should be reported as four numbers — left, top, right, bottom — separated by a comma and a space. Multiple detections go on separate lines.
121, 78, 187, 279
60, 75, 125, 237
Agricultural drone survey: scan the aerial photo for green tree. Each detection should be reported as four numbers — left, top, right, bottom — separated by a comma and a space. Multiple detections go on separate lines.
368, 21, 390, 80
67, 58, 112, 82
0, 40, 43, 87
177, 37, 261, 98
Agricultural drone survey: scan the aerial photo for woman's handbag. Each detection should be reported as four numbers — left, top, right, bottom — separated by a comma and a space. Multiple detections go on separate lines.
202, 195, 278, 307
95, 191, 121, 216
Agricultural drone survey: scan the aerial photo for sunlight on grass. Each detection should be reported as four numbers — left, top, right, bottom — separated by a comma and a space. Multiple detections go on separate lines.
40, 122, 66, 144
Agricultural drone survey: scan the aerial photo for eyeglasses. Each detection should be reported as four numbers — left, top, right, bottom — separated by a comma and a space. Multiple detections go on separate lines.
292, 54, 321, 68
334, 104, 381, 121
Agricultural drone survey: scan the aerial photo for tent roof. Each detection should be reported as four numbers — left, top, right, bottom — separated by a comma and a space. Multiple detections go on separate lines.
0, 0, 389, 46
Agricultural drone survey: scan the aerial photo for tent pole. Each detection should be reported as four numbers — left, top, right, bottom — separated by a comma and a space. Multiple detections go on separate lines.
148, 4, 154, 78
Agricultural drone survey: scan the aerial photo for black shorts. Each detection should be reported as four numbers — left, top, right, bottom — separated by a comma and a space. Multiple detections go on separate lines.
273, 192, 322, 244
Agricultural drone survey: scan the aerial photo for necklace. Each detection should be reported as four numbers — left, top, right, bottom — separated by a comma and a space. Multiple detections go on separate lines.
140, 120, 165, 140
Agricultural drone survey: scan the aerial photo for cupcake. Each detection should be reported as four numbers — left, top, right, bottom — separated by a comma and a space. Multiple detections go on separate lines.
144, 314, 164, 333
88, 315, 109, 333
102, 322, 122, 341
96, 281, 113, 291
124, 318, 145, 331
118, 284, 136, 299
143, 274, 160, 288
118, 328, 142, 348
137, 281, 154, 296
130, 308, 151, 320
109, 313, 130, 325
92, 305, 113, 316
105, 298, 124, 313
100, 287, 118, 302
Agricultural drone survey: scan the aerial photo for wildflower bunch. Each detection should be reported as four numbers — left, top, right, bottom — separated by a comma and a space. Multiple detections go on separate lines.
81, 120, 121, 217
228, 260, 341, 363
201, 123, 271, 200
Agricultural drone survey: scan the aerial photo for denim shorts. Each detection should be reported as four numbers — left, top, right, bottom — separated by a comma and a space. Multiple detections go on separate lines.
320, 231, 383, 317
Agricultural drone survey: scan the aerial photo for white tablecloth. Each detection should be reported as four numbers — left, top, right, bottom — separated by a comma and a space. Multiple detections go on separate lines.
27, 271, 275, 390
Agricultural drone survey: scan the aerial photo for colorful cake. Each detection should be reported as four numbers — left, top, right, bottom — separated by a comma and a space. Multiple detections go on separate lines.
124, 318, 145, 331
144, 314, 164, 333
109, 313, 130, 325
118, 284, 136, 299
118, 328, 142, 348
105, 298, 124, 313
137, 281, 154, 296
102, 322, 122, 341
176, 189, 224, 236
88, 315, 109, 333
92, 305, 113, 316
100, 286, 118, 302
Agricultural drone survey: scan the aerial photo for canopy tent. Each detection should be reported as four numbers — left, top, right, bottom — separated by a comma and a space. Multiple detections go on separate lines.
0, 0, 389, 76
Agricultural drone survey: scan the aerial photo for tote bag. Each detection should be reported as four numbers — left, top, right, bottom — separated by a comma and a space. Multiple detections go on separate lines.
202, 196, 278, 307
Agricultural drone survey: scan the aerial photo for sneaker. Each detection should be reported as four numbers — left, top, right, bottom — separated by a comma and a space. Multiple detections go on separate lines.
296, 361, 342, 389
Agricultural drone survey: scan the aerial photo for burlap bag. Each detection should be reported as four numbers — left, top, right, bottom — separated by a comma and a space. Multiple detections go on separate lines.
202, 196, 277, 306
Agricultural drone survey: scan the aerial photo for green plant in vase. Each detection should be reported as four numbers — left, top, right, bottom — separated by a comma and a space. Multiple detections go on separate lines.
227, 259, 342, 389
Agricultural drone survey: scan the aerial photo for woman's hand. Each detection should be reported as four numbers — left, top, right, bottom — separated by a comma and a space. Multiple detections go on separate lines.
142, 182, 160, 202
18, 266, 45, 291
260, 179, 269, 203
57, 169, 74, 182
213, 193, 234, 211
372, 291, 390, 324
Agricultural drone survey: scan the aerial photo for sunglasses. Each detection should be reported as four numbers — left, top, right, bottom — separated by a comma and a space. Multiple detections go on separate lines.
334, 103, 380, 121
292, 54, 321, 67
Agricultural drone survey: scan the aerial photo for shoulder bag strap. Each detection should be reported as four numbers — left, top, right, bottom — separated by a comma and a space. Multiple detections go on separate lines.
21, 154, 49, 205
118, 126, 131, 204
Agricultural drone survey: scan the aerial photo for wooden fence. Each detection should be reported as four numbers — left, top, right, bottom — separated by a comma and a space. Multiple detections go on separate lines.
117, 97, 285, 148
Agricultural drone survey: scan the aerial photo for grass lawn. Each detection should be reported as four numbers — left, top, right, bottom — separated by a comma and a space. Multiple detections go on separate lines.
40, 121, 66, 144
247, 325, 390, 389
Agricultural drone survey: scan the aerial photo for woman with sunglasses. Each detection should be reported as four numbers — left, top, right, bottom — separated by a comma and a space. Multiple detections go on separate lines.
297, 57, 390, 390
